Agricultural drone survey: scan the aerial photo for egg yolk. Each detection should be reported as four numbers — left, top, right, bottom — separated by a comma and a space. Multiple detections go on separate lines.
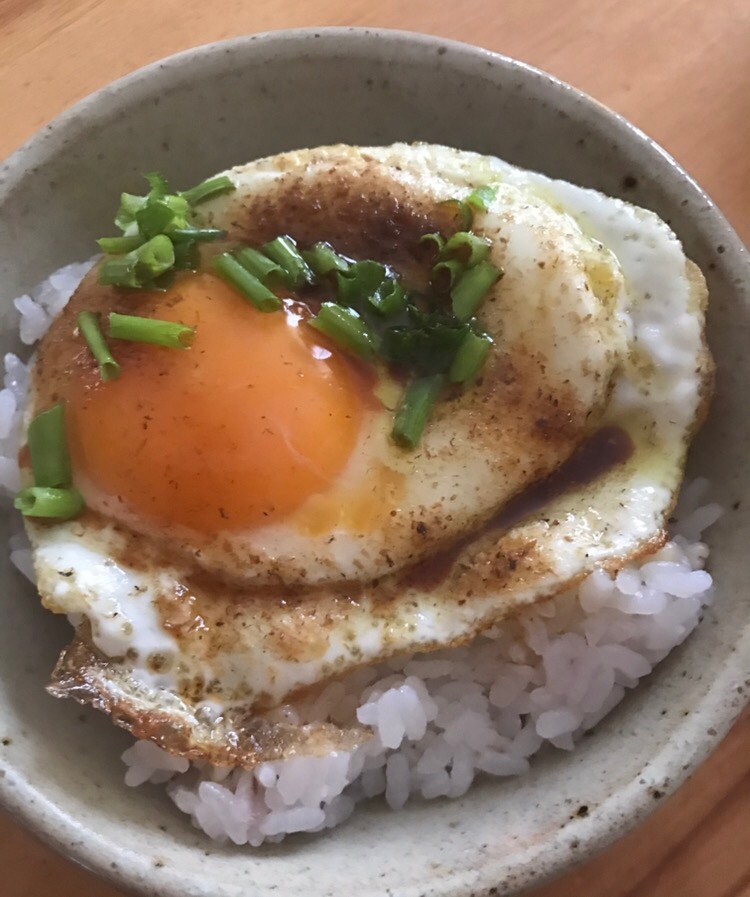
66, 273, 365, 534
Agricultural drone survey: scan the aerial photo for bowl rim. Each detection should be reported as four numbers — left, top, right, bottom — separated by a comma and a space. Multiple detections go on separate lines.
1, 24, 748, 897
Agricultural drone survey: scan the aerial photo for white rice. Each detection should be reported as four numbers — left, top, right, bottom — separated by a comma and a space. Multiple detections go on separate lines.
2, 265, 719, 846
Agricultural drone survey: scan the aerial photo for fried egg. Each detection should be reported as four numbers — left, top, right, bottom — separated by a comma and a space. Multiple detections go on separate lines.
22, 144, 712, 766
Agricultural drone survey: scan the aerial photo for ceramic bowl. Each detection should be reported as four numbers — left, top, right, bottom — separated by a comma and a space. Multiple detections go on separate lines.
0, 27, 747, 897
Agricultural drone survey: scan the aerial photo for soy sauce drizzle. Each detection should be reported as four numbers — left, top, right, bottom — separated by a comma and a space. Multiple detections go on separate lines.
404, 426, 635, 590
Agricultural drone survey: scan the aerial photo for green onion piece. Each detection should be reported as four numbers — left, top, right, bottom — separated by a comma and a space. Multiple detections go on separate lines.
173, 241, 201, 271
439, 232, 491, 267
211, 253, 282, 312
77, 311, 121, 381
437, 198, 473, 231
98, 254, 141, 288
115, 193, 147, 231
336, 260, 387, 309
136, 198, 179, 240
451, 260, 503, 321
27, 404, 71, 488
180, 175, 236, 206
465, 185, 498, 213
391, 374, 445, 449
381, 316, 466, 374
169, 227, 225, 243
449, 331, 493, 383
135, 234, 176, 279
145, 171, 170, 196
234, 246, 285, 282
97, 234, 144, 254
432, 259, 465, 292
14, 486, 84, 520
100, 235, 177, 288
309, 303, 377, 360
302, 242, 352, 276
163, 193, 190, 218
369, 278, 407, 316
419, 232, 446, 255
262, 236, 315, 289
109, 313, 195, 349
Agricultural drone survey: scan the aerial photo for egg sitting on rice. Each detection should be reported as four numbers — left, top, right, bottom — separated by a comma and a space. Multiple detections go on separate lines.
16, 144, 711, 772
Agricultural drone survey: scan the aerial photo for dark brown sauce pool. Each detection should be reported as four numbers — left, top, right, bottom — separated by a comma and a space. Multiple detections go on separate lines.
405, 425, 634, 590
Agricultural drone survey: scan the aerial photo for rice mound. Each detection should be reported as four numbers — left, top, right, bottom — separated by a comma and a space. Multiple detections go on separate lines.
2, 264, 720, 846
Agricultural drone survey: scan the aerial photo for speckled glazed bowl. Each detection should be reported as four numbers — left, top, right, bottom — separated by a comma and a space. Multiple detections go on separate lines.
0, 27, 748, 897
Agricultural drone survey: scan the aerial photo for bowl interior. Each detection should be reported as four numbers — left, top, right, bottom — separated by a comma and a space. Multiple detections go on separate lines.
0, 28, 748, 897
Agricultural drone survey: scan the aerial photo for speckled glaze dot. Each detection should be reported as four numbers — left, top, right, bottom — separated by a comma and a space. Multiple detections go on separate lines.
0, 26, 748, 897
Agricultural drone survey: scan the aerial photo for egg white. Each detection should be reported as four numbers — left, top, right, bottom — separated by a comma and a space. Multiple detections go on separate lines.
34, 145, 632, 586
25, 144, 711, 762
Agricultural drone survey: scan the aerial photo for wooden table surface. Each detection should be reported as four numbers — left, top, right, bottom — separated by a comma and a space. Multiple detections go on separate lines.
1, 1, 748, 895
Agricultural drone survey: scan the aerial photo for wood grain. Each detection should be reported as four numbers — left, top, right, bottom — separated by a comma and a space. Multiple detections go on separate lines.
0, 1, 748, 895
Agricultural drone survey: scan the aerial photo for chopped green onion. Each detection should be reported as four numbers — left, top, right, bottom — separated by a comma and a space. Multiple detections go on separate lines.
262, 236, 315, 289
449, 330, 493, 383
381, 317, 466, 374
451, 260, 503, 321
435, 187, 497, 232
114, 193, 147, 231
101, 172, 233, 290
369, 279, 407, 316
164, 194, 190, 217
309, 303, 377, 360
77, 311, 120, 381
136, 198, 179, 239
439, 232, 491, 267
392, 374, 445, 448
419, 232, 446, 255
173, 241, 201, 271
98, 254, 141, 288
211, 253, 282, 312
169, 227, 225, 243
437, 198, 473, 231
302, 242, 351, 276
98, 235, 176, 288
336, 260, 387, 309
14, 486, 84, 520
145, 171, 170, 196
136, 234, 176, 278
109, 313, 195, 349
465, 185, 498, 213
432, 259, 465, 292
97, 234, 144, 254
234, 246, 285, 282
27, 404, 71, 488
180, 175, 235, 206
